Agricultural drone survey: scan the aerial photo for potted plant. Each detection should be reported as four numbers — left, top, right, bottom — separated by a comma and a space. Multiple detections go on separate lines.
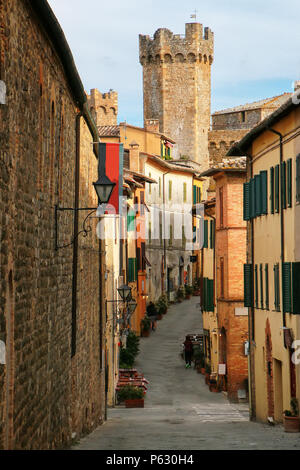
117, 385, 145, 408
156, 294, 169, 315
192, 278, 201, 296
209, 378, 219, 393
283, 398, 300, 433
193, 348, 205, 373
205, 364, 211, 385
185, 285, 193, 300
140, 316, 151, 337
176, 286, 185, 303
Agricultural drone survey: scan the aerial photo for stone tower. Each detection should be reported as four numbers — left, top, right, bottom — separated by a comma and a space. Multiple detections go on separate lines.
87, 88, 118, 126
139, 23, 214, 168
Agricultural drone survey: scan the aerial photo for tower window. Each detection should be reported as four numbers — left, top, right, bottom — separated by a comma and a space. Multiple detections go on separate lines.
241, 111, 246, 123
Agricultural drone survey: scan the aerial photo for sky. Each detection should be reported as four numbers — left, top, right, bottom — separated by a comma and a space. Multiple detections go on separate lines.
48, 0, 300, 127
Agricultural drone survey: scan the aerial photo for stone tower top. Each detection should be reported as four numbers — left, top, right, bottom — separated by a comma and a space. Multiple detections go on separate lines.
87, 88, 118, 126
139, 23, 214, 65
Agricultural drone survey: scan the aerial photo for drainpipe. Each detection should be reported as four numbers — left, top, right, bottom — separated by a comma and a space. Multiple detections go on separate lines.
162, 171, 171, 293
71, 112, 82, 358
267, 128, 286, 337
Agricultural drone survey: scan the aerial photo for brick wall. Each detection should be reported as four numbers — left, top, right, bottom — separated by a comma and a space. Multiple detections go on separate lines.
0, 0, 104, 449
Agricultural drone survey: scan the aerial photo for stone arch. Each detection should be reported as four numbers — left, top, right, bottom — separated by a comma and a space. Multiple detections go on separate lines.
203, 54, 208, 64
199, 54, 202, 63
140, 55, 146, 65
209, 141, 217, 149
187, 53, 196, 63
220, 140, 227, 149
155, 54, 161, 64
148, 55, 153, 64
164, 53, 172, 64
175, 53, 184, 63
98, 106, 106, 116
209, 55, 213, 65
110, 107, 116, 116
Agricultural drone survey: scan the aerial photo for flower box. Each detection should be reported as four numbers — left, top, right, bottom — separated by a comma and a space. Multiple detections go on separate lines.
125, 399, 144, 408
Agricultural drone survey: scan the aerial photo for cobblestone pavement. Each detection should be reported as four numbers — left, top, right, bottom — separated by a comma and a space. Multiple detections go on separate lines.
73, 297, 300, 450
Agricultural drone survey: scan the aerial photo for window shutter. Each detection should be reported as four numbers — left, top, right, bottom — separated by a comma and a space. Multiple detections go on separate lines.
193, 225, 196, 243
193, 185, 197, 204
296, 154, 300, 203
210, 219, 215, 249
161, 142, 164, 157
250, 178, 256, 219
255, 174, 261, 216
183, 182, 187, 202
203, 220, 208, 248
265, 264, 269, 310
127, 209, 135, 232
128, 258, 135, 282
274, 264, 280, 311
260, 264, 264, 309
292, 262, 300, 314
208, 280, 214, 312
243, 182, 250, 220
275, 165, 280, 213
281, 161, 287, 210
255, 265, 258, 308
270, 167, 275, 214
260, 170, 268, 215
287, 159, 292, 208
282, 262, 292, 313
202, 278, 207, 311
169, 180, 172, 200
244, 264, 253, 307
137, 247, 141, 271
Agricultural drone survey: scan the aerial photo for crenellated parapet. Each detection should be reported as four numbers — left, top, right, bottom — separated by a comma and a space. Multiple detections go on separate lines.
87, 88, 118, 126
139, 23, 214, 66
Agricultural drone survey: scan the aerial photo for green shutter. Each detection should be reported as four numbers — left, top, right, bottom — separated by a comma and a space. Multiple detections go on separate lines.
243, 182, 250, 220
210, 219, 215, 249
183, 182, 187, 202
292, 262, 300, 314
255, 175, 261, 216
265, 264, 269, 310
193, 225, 196, 243
260, 170, 268, 215
281, 161, 287, 210
250, 178, 256, 218
270, 167, 275, 214
208, 280, 214, 312
128, 258, 136, 282
260, 264, 264, 309
297, 154, 300, 203
275, 165, 280, 213
202, 278, 207, 311
244, 264, 253, 307
204, 220, 208, 248
287, 159, 292, 208
193, 185, 197, 204
282, 262, 292, 313
255, 265, 258, 308
274, 264, 280, 311
127, 209, 135, 232
161, 143, 164, 157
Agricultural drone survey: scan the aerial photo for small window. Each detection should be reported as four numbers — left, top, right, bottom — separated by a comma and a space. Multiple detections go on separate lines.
241, 111, 246, 123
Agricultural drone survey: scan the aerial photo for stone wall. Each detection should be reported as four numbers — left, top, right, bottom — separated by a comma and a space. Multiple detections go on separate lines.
140, 23, 213, 170
87, 88, 118, 126
209, 129, 247, 165
0, 0, 104, 449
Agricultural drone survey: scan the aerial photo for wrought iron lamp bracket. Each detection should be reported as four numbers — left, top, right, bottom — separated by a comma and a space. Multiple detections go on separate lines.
55, 205, 98, 250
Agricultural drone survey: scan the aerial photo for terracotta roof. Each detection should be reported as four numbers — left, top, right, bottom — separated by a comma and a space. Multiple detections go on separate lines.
213, 93, 292, 116
200, 157, 247, 176
98, 125, 120, 137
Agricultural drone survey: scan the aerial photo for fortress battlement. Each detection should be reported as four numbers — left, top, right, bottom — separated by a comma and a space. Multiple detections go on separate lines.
139, 23, 214, 65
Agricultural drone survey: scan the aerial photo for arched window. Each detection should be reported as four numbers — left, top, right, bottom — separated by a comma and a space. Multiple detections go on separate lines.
175, 53, 184, 63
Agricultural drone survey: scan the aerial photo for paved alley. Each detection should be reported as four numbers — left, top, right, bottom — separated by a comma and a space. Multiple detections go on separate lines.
73, 298, 300, 450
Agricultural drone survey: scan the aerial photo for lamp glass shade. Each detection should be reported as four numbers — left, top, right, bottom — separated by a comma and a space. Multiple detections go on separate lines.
93, 175, 115, 204
127, 300, 137, 316
117, 284, 132, 302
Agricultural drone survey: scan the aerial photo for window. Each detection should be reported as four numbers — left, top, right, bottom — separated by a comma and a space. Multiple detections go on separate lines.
296, 154, 300, 203
275, 165, 280, 213
260, 170, 268, 215
260, 264, 264, 309
220, 258, 224, 299
292, 263, 300, 313
193, 185, 197, 204
282, 262, 292, 313
281, 161, 287, 210
183, 182, 187, 203
203, 220, 208, 248
243, 182, 250, 220
265, 264, 269, 310
241, 111, 246, 123
128, 258, 137, 282
255, 174, 261, 216
219, 187, 224, 227
274, 263, 280, 311
127, 209, 135, 232
270, 167, 275, 214
210, 219, 215, 249
169, 180, 172, 200
287, 159, 292, 207
244, 264, 253, 307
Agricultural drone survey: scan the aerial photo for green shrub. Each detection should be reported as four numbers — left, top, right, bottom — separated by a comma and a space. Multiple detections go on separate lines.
126, 331, 140, 358
117, 385, 144, 402
141, 316, 151, 331
156, 294, 169, 314
185, 285, 193, 295
119, 347, 135, 368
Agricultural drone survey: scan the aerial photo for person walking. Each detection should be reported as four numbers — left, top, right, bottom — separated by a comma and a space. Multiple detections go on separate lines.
183, 335, 193, 368
146, 301, 157, 331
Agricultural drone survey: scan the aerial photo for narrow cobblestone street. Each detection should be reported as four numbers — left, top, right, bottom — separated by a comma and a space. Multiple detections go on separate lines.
73, 298, 300, 450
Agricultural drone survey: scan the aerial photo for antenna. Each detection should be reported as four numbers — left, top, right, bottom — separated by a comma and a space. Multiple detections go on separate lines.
190, 9, 197, 22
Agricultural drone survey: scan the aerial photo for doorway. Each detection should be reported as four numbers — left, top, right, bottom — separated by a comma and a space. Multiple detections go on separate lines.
273, 359, 283, 422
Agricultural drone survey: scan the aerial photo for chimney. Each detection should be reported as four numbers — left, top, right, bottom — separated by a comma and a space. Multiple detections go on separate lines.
129, 141, 140, 173
145, 119, 160, 133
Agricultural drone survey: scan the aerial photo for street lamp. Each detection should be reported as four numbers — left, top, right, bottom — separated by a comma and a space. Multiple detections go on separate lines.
117, 284, 132, 302
93, 174, 115, 205
127, 300, 137, 317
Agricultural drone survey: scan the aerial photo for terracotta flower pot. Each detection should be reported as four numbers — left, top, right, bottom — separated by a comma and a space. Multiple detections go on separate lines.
205, 374, 210, 385
157, 314, 163, 320
141, 329, 150, 337
185, 295, 191, 300
200, 368, 205, 375
125, 398, 144, 408
283, 415, 300, 433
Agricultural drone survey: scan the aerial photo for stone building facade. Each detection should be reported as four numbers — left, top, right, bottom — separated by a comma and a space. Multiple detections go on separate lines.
87, 88, 118, 126
0, 0, 105, 449
139, 23, 214, 169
